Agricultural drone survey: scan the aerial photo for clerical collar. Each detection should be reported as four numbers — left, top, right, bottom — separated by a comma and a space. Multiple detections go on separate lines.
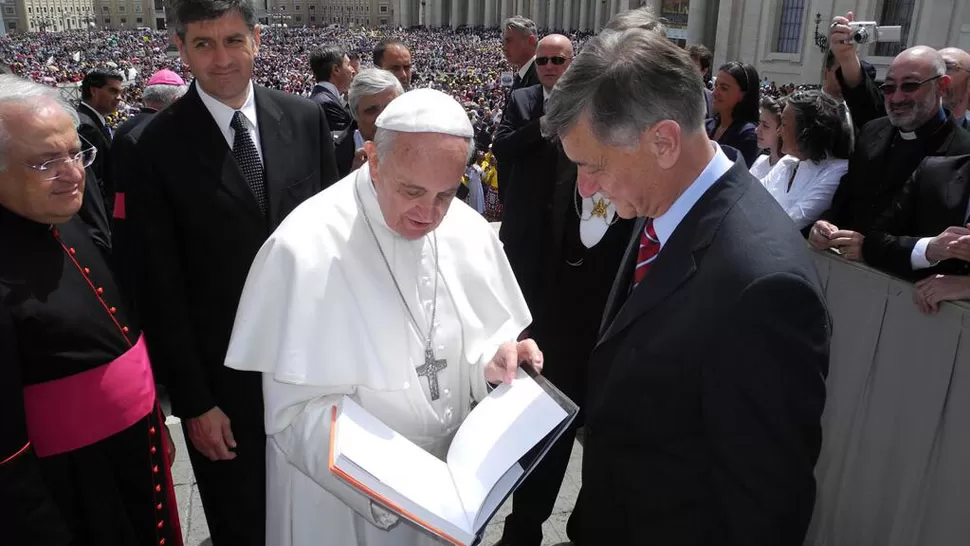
898, 107, 946, 140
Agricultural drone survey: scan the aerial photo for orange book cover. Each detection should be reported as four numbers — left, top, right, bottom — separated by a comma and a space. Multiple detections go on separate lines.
327, 404, 467, 546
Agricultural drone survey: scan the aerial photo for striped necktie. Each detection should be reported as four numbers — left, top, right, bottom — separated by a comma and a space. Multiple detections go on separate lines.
633, 219, 660, 288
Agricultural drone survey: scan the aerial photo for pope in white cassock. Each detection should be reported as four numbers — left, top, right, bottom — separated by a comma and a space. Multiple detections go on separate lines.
224, 88, 540, 546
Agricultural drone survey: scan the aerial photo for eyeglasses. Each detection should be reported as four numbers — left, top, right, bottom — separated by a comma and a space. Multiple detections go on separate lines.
536, 56, 571, 66
25, 146, 97, 181
878, 75, 942, 96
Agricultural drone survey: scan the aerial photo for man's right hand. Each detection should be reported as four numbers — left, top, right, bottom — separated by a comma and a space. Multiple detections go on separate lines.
829, 12, 863, 87
809, 220, 838, 250
927, 226, 970, 263
187, 406, 237, 462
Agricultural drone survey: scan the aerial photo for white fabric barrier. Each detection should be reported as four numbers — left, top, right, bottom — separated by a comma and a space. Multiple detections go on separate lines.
807, 251, 970, 546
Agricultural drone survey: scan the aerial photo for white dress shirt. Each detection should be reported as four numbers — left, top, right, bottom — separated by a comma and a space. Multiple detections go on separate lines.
762, 156, 848, 231
749, 154, 776, 181
653, 142, 734, 248
197, 81, 264, 165
910, 195, 970, 270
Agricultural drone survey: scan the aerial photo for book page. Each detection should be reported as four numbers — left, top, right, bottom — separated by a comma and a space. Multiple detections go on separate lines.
335, 397, 470, 533
445, 370, 568, 526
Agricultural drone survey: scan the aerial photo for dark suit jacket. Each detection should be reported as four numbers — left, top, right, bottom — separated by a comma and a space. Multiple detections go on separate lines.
583, 160, 830, 545
494, 84, 558, 310
309, 83, 353, 132
497, 60, 541, 203
334, 120, 358, 178
706, 117, 759, 167
822, 116, 970, 233
863, 154, 970, 280
106, 108, 156, 310
127, 82, 339, 419
77, 102, 113, 209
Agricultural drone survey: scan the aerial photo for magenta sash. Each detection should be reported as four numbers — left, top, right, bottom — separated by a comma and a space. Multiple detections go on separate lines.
23, 335, 156, 457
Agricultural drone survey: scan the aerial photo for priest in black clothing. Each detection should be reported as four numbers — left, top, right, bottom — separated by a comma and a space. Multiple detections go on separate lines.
810, 46, 970, 260
0, 76, 181, 546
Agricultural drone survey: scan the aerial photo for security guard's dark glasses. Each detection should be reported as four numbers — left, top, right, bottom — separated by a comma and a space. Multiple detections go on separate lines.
536, 56, 570, 66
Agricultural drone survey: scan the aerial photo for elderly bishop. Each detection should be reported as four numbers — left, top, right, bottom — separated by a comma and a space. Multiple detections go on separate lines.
224, 88, 538, 546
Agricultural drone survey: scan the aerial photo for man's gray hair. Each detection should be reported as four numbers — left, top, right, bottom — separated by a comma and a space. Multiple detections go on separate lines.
373, 128, 475, 166
0, 75, 79, 171
503, 15, 537, 38
603, 6, 667, 34
348, 68, 404, 122
142, 83, 187, 110
543, 28, 707, 147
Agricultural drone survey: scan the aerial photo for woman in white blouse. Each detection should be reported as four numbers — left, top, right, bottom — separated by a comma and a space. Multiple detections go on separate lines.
763, 90, 854, 231
749, 96, 785, 180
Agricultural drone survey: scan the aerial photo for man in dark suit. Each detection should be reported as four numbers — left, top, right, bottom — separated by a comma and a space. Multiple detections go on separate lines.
810, 46, 970, 261
335, 67, 403, 177
545, 28, 830, 545
493, 33, 573, 310
863, 155, 970, 308
496, 16, 539, 205
127, 1, 339, 544
687, 44, 714, 119
941, 48, 970, 131
107, 69, 186, 310
77, 68, 123, 213
309, 45, 355, 132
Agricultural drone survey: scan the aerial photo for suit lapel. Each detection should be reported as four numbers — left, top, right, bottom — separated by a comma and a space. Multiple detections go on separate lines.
182, 83, 264, 223
596, 161, 750, 348
254, 86, 294, 226
598, 216, 644, 337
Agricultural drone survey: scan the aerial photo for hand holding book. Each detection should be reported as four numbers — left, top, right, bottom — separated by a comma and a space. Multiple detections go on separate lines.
484, 339, 544, 385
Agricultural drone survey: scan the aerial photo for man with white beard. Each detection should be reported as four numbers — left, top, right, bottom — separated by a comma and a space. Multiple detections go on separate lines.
810, 45, 970, 260
224, 88, 539, 546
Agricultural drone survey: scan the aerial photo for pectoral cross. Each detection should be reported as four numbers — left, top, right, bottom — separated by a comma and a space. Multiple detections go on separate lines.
416, 345, 448, 401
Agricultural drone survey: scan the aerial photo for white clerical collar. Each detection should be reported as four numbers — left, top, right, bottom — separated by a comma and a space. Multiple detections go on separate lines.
197, 80, 258, 137
81, 101, 107, 127
517, 57, 535, 80
653, 142, 733, 248
898, 130, 917, 140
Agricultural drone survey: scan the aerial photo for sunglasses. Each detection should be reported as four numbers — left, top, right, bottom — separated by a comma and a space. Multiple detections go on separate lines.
536, 56, 570, 66
878, 75, 942, 96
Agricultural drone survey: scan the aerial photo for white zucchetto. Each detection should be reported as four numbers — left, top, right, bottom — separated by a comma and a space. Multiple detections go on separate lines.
375, 88, 474, 138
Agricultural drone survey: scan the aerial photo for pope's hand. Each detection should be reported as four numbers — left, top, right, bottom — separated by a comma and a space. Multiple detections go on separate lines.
187, 406, 237, 462
485, 339, 544, 384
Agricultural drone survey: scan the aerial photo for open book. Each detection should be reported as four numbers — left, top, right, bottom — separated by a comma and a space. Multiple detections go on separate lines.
328, 363, 578, 545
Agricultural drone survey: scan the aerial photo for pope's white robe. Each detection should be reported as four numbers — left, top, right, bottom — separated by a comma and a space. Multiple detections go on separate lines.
224, 167, 532, 546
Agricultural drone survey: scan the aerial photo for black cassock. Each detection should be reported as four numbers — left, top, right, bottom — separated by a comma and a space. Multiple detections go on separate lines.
0, 205, 181, 546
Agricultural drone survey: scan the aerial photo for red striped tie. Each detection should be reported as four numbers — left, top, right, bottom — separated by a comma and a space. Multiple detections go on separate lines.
633, 219, 660, 288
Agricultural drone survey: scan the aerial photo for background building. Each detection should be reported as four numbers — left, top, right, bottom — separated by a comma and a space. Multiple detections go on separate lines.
713, 0, 970, 86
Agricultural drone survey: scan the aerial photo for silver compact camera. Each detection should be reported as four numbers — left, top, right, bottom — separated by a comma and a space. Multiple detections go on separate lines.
848, 21, 903, 44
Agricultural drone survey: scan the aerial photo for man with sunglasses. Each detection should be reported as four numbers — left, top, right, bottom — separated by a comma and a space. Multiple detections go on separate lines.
0, 75, 182, 546
811, 45, 970, 260
493, 33, 590, 546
